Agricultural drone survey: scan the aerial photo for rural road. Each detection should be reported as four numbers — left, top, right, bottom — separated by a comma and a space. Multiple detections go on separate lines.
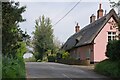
25, 62, 110, 80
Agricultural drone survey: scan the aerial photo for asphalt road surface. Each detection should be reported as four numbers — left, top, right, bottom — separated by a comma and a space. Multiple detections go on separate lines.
26, 62, 110, 80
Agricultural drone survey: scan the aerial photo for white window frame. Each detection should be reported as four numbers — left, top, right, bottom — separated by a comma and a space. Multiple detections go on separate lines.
108, 32, 116, 41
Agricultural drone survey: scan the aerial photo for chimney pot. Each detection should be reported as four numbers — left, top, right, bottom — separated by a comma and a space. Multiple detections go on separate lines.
90, 14, 96, 23
99, 3, 102, 9
75, 23, 80, 33
104, 10, 107, 15
97, 3, 104, 19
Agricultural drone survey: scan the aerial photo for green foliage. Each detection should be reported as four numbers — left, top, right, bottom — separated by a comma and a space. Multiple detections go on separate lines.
56, 50, 81, 65
37, 59, 42, 62
56, 52, 62, 60
95, 59, 120, 77
2, 1, 27, 78
62, 52, 70, 60
53, 37, 61, 52
106, 40, 120, 61
24, 56, 36, 62
47, 55, 56, 62
58, 50, 70, 60
33, 15, 54, 60
56, 50, 71, 63
34, 52, 42, 61
2, 2, 27, 56
46, 50, 56, 62
16, 42, 27, 59
2, 56, 26, 78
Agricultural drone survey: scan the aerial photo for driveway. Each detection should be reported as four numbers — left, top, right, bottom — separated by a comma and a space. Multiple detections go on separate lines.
25, 62, 109, 80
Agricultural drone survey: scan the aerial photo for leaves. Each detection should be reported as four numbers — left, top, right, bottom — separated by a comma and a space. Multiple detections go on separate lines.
109, 0, 120, 8
106, 40, 120, 61
2, 1, 27, 78
33, 15, 54, 60
2, 2, 27, 56
2, 56, 26, 78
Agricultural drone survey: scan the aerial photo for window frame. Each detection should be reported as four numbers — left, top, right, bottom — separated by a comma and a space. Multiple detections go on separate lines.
108, 32, 116, 41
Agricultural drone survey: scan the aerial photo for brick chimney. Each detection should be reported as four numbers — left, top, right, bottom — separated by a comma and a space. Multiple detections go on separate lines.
90, 14, 96, 23
75, 23, 80, 33
97, 3, 104, 19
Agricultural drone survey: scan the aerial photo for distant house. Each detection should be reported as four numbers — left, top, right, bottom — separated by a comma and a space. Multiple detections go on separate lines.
62, 4, 120, 63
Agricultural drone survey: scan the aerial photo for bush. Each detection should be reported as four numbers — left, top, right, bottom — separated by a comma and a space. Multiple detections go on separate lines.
56, 52, 62, 60
37, 59, 42, 62
2, 56, 26, 79
95, 59, 120, 77
106, 40, 120, 61
62, 52, 70, 60
34, 52, 42, 61
47, 55, 56, 62
58, 50, 70, 60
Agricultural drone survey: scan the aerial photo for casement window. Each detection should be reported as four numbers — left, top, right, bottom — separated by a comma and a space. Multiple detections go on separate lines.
86, 48, 91, 59
108, 32, 116, 41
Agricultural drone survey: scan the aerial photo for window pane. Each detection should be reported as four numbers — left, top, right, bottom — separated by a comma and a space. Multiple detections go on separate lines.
108, 36, 111, 41
113, 32, 116, 35
108, 32, 111, 34
113, 36, 116, 40
108, 36, 111, 38
108, 39, 111, 41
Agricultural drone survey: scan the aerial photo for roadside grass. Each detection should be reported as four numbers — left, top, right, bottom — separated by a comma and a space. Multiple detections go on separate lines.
94, 59, 120, 78
2, 56, 26, 79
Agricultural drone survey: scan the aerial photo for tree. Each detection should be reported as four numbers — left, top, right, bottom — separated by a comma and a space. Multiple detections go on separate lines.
53, 37, 62, 49
2, 1, 29, 78
33, 15, 54, 60
106, 40, 120, 61
2, 2, 28, 57
109, 0, 120, 39
52, 37, 62, 55
109, 0, 120, 8
109, 0, 120, 18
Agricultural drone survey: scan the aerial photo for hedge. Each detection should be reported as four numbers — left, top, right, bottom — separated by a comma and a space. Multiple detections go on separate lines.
95, 59, 120, 78
2, 56, 26, 79
106, 40, 120, 61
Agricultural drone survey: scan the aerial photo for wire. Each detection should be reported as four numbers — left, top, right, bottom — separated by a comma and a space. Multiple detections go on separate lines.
53, 0, 82, 26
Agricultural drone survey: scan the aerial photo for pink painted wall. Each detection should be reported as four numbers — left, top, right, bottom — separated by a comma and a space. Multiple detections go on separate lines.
78, 45, 94, 62
70, 45, 94, 62
69, 17, 119, 62
94, 17, 118, 62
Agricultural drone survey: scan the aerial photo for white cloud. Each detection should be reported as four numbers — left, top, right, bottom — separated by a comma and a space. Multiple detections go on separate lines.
19, 2, 111, 42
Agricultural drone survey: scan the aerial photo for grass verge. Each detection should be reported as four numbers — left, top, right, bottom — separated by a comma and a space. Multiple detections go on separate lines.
94, 59, 120, 78
2, 56, 26, 79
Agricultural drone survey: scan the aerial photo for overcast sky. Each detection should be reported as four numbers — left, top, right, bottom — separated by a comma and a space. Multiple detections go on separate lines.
16, 0, 119, 43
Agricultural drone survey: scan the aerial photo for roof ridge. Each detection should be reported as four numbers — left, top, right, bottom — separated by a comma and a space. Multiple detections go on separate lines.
62, 9, 119, 50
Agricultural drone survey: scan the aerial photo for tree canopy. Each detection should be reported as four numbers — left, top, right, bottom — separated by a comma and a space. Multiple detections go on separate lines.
109, 0, 120, 38
109, 0, 120, 8
2, 2, 29, 57
2, 1, 28, 78
33, 15, 54, 60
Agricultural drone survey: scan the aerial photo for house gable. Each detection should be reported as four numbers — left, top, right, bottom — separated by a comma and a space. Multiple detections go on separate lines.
94, 16, 118, 62
62, 9, 119, 51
